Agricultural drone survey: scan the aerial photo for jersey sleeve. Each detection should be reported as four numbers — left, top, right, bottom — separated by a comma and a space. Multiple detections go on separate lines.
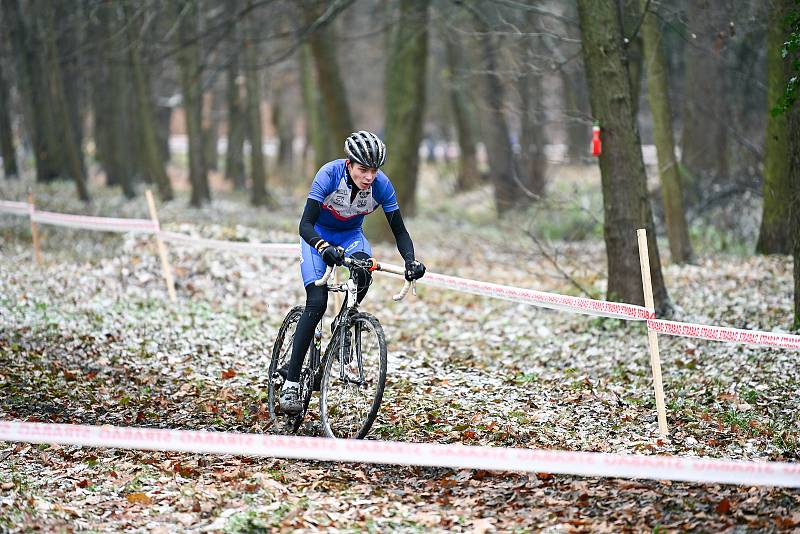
308, 162, 337, 203
377, 174, 399, 213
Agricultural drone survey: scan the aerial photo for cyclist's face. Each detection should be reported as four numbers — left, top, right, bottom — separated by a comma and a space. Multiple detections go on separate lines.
348, 161, 378, 190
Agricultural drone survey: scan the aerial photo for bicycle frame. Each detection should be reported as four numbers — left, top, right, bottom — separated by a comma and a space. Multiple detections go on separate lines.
314, 256, 409, 388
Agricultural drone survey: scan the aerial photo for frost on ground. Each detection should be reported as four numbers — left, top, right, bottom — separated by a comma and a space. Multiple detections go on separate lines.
0, 179, 798, 532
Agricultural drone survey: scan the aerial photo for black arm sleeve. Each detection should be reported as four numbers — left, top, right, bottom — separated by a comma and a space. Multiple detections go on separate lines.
299, 198, 325, 249
385, 209, 415, 263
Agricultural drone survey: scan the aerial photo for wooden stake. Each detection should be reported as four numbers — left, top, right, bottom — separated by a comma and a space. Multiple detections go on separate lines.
636, 228, 669, 437
28, 191, 43, 266
145, 190, 177, 303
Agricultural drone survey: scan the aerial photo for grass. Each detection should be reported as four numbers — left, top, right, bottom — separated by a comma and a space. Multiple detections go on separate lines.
225, 509, 271, 533
721, 408, 757, 434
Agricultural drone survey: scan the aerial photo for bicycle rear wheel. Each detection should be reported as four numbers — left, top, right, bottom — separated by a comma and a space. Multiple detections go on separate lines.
319, 312, 387, 439
268, 306, 303, 422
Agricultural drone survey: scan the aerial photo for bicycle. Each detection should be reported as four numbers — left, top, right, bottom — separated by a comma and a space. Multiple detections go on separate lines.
268, 250, 414, 439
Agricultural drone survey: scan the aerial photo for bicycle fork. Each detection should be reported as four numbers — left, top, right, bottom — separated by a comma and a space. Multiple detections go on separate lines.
337, 278, 366, 387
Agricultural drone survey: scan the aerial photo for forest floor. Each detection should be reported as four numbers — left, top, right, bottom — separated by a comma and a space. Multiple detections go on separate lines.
0, 168, 798, 533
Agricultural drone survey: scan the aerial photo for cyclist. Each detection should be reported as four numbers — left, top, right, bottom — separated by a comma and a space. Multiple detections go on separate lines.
279, 131, 426, 415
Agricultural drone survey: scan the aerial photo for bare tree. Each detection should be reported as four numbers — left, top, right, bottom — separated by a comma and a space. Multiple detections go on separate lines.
384, 0, 430, 215
640, 0, 693, 263
577, 0, 671, 312
757, 0, 793, 255
517, 9, 547, 199
0, 41, 18, 178
443, 30, 481, 191
42, 0, 89, 201
298, 43, 330, 172
304, 0, 354, 163
175, 0, 210, 206
124, 2, 174, 201
472, 6, 524, 214
681, 0, 730, 202
243, 0, 271, 207
3, 0, 61, 183
224, 55, 247, 190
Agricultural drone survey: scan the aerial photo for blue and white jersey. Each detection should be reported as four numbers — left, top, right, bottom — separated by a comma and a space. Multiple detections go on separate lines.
308, 159, 399, 232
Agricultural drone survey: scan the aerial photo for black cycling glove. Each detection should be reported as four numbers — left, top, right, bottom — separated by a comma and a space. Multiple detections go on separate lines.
404, 260, 426, 281
321, 245, 345, 266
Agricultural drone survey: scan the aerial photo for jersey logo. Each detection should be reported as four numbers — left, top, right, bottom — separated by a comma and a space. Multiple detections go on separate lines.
321, 178, 376, 220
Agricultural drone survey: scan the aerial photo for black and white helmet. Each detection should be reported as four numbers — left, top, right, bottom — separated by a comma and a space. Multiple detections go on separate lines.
344, 130, 387, 169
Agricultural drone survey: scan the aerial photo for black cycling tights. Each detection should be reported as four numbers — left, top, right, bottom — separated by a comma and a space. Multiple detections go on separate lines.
286, 252, 372, 383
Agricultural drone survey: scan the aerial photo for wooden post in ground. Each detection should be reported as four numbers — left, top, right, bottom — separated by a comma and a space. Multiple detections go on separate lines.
145, 189, 177, 303
637, 228, 669, 437
27, 191, 43, 266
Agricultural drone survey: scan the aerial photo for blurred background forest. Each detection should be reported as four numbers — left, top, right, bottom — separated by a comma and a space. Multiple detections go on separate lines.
0, 0, 798, 322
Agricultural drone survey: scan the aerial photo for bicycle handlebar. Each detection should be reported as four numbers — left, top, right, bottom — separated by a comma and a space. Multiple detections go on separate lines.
313, 253, 415, 301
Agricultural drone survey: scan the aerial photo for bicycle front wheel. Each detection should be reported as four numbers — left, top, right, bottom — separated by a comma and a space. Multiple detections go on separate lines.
320, 312, 387, 439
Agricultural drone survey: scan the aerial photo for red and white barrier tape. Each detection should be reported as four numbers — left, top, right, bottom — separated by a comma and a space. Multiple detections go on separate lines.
387, 267, 653, 321
30, 210, 157, 233
4, 199, 800, 350
0, 200, 30, 216
648, 318, 800, 350
1, 421, 797, 487
160, 231, 300, 257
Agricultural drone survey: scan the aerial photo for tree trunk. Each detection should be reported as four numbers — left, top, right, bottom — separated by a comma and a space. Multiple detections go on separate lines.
478, 29, 523, 214
124, 3, 173, 201
272, 79, 295, 181
55, 1, 86, 179
224, 49, 246, 190
204, 86, 221, 172
443, 35, 481, 192
106, 3, 135, 195
175, 0, 209, 207
562, 66, 592, 163
383, 0, 429, 215
518, 72, 547, 199
298, 43, 329, 172
577, 0, 671, 312
0, 55, 18, 178
791, 105, 800, 329
557, 1, 591, 164
155, 104, 172, 165
87, 6, 111, 185
640, 0, 694, 264
305, 1, 353, 163
518, 10, 547, 199
680, 0, 729, 201
757, 1, 792, 255
619, 0, 643, 118
43, 2, 89, 201
243, 6, 270, 207
4, 0, 61, 182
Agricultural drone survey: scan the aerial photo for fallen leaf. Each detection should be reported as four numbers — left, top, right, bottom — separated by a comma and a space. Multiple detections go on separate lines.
126, 493, 152, 505
716, 498, 731, 514
472, 517, 495, 534
221, 369, 236, 379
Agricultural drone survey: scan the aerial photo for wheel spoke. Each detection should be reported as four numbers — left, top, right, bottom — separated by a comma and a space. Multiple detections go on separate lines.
320, 314, 387, 439
267, 307, 303, 423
